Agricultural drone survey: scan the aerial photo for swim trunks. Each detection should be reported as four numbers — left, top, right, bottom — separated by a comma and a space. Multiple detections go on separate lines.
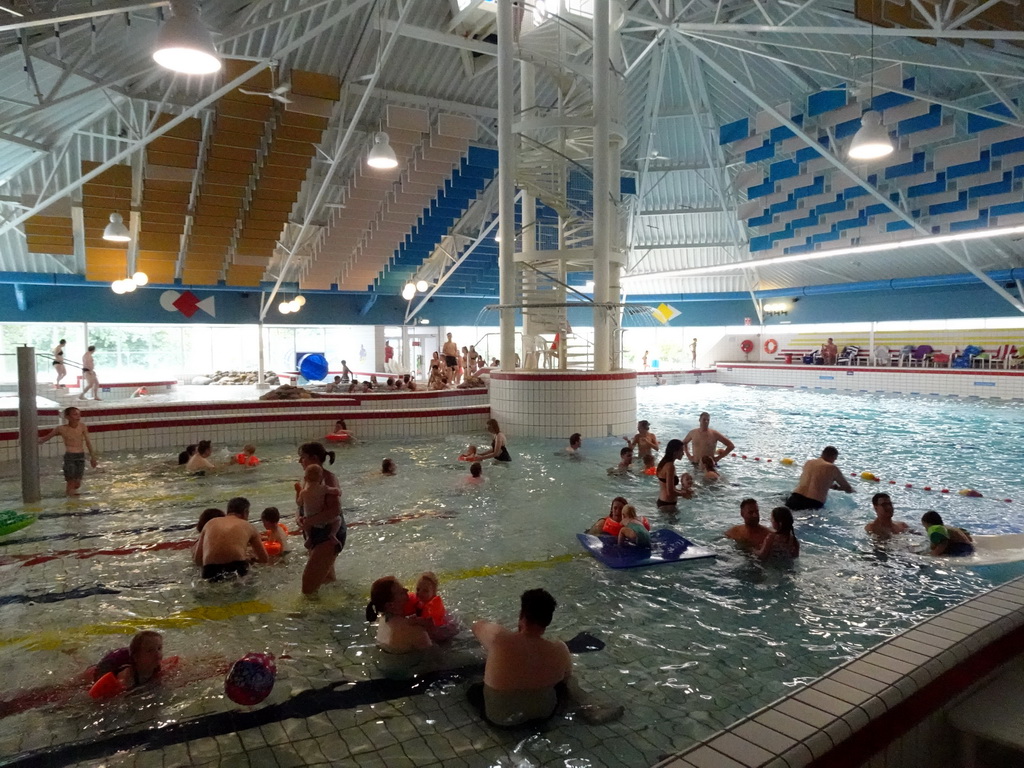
63, 452, 86, 481
467, 682, 563, 727
656, 499, 677, 508
201, 561, 249, 580
785, 492, 823, 511
445, 355, 457, 367
305, 519, 347, 553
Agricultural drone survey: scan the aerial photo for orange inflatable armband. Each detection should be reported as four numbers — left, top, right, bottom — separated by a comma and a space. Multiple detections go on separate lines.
89, 671, 126, 700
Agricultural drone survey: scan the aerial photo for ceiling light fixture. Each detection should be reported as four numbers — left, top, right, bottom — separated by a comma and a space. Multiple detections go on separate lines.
415, 279, 429, 292
401, 281, 416, 301
366, 132, 398, 169
849, 20, 893, 161
152, 1, 222, 75
102, 213, 130, 242
621, 223, 1024, 283
132, 271, 149, 287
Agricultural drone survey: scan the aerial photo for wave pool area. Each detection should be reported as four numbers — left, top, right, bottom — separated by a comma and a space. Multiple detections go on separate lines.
1, 382, 1023, 768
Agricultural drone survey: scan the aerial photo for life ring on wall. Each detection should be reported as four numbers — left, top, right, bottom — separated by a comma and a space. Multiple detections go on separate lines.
740, 339, 755, 354
764, 338, 779, 355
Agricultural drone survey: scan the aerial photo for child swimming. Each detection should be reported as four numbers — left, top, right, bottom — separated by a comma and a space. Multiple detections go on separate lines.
459, 444, 479, 461
617, 505, 652, 549
641, 454, 657, 475
235, 444, 259, 466
296, 464, 342, 552
90, 630, 172, 699
408, 572, 458, 642
757, 507, 800, 560
260, 506, 288, 556
700, 455, 720, 482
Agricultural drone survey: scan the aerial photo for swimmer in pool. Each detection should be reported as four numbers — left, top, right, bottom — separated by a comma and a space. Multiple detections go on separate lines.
681, 412, 734, 467
331, 420, 352, 439
699, 455, 720, 482
459, 444, 479, 461
865, 493, 913, 538
641, 454, 657, 475
617, 505, 651, 549
193, 496, 268, 580
921, 510, 974, 556
656, 439, 686, 509
475, 418, 511, 462
566, 433, 582, 456
624, 420, 659, 460
90, 630, 167, 695
469, 588, 573, 727
192, 507, 225, 560
178, 444, 197, 465
39, 406, 98, 496
235, 444, 259, 466
678, 471, 695, 499
409, 572, 459, 643
725, 499, 770, 549
786, 446, 854, 511
260, 506, 287, 556
185, 440, 216, 473
608, 447, 634, 475
296, 464, 342, 552
381, 458, 397, 476
757, 507, 800, 560
587, 496, 627, 535
366, 576, 433, 653
466, 461, 485, 485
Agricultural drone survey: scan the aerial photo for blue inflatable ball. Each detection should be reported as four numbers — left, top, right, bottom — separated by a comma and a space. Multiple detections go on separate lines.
225, 652, 276, 706
298, 353, 329, 382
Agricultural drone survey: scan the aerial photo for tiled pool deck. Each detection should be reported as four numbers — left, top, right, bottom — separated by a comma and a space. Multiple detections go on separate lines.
656, 575, 1024, 768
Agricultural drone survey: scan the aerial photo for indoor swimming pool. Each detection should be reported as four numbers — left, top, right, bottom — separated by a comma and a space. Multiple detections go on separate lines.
1, 382, 1023, 768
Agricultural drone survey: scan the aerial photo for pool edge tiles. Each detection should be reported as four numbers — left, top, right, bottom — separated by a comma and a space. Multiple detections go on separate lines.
653, 574, 1024, 768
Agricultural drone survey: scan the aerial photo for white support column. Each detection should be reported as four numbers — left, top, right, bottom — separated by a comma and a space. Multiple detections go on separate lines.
520, 59, 538, 360
497, 0, 516, 371
592, 0, 611, 372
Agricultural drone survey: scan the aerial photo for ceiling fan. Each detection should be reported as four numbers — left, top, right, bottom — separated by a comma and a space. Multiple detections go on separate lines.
238, 81, 293, 104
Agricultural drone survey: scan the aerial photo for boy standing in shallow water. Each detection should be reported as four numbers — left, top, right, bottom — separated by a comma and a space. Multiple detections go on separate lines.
39, 406, 97, 495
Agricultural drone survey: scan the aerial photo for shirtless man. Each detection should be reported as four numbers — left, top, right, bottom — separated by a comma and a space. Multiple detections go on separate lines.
681, 412, 734, 467
39, 406, 97, 495
80, 345, 101, 401
442, 332, 460, 384
786, 446, 853, 511
625, 420, 659, 460
52, 339, 67, 387
865, 492, 911, 538
192, 496, 268, 580
821, 338, 838, 365
470, 588, 573, 726
725, 498, 770, 549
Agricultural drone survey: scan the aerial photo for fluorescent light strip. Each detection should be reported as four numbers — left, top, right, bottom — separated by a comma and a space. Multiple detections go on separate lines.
621, 223, 1024, 284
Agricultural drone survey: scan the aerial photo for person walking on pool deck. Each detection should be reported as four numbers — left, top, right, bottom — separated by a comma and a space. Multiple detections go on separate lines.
469, 588, 573, 727
681, 411, 735, 467
690, 337, 698, 368
725, 498, 770, 550
80, 345, 101, 401
865, 492, 912, 538
52, 338, 67, 387
193, 497, 268, 580
39, 406, 97, 496
786, 446, 853, 511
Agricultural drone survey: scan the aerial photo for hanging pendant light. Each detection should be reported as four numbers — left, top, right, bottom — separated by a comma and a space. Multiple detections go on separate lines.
415, 279, 429, 292
102, 213, 131, 242
849, 111, 893, 160
152, 1, 221, 75
132, 271, 149, 286
849, 19, 893, 161
367, 132, 398, 169
401, 281, 416, 301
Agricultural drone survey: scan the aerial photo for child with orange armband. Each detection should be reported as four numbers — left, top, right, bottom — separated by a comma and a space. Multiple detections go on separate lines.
89, 630, 177, 699
235, 444, 260, 466
405, 572, 459, 643
260, 507, 288, 556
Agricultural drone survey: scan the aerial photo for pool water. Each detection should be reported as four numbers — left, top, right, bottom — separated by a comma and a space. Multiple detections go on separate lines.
1, 382, 1023, 767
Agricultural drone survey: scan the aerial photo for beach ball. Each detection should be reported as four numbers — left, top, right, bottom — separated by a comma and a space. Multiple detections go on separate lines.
225, 652, 276, 705
298, 353, 329, 382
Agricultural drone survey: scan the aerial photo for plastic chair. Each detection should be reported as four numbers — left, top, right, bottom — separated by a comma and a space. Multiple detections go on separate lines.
991, 344, 1017, 369
871, 345, 890, 366
910, 345, 934, 367
897, 345, 915, 367
836, 345, 860, 365
931, 352, 951, 367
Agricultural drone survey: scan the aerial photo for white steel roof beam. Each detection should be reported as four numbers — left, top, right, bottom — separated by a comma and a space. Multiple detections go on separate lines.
0, 1, 166, 34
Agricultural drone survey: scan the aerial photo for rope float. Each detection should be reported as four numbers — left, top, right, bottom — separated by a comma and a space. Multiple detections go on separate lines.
726, 454, 1013, 503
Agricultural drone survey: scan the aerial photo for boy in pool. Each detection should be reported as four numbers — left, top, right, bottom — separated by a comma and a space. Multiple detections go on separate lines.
466, 461, 484, 485
39, 406, 98, 496
641, 454, 657, 475
235, 444, 259, 466
260, 506, 288, 556
296, 464, 342, 551
624, 420, 659, 460
608, 447, 634, 475
459, 444, 479, 461
408, 572, 459, 643
921, 510, 974, 556
616, 505, 651, 549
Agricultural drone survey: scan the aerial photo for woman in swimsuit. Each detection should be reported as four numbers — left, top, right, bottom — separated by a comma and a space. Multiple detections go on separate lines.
757, 506, 800, 560
475, 419, 511, 462
365, 577, 433, 654
587, 496, 627, 535
656, 439, 685, 508
297, 442, 345, 595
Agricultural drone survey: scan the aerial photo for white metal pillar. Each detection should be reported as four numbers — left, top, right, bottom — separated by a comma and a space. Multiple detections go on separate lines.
497, 0, 517, 370
592, 0, 611, 372
520, 59, 538, 365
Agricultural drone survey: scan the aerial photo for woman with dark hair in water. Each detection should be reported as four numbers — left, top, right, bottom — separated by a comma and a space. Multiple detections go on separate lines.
656, 439, 685, 508
296, 442, 345, 595
475, 419, 511, 462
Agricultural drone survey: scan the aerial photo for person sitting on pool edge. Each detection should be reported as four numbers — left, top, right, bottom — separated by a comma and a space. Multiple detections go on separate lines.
921, 511, 974, 556
785, 446, 853, 511
193, 496, 268, 580
469, 588, 573, 727
865, 492, 913, 538
725, 498, 770, 550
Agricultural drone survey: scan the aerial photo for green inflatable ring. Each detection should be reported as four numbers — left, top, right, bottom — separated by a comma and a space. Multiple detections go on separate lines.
0, 510, 36, 537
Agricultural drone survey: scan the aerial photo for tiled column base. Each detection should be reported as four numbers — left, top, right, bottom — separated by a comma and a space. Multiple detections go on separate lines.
489, 370, 637, 438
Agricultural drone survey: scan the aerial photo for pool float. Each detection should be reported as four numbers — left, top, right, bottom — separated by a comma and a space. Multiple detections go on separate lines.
601, 517, 650, 537
577, 530, 715, 569
457, 454, 477, 462
860, 471, 878, 481
780, 458, 794, 466
0, 510, 36, 537
235, 454, 260, 466
643, 467, 657, 476
923, 533, 1024, 567
325, 433, 350, 442
225, 652, 276, 705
